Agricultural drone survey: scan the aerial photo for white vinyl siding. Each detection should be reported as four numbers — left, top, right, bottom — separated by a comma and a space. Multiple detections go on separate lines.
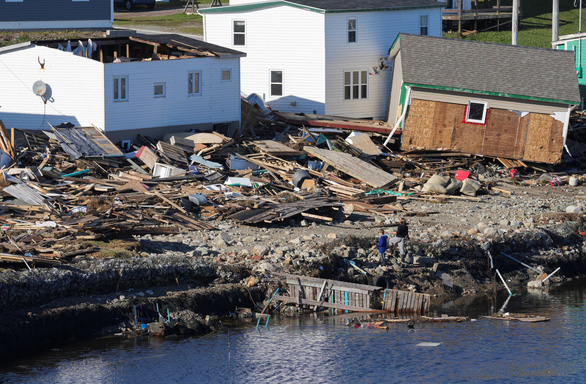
324, 8, 442, 119
0, 46, 105, 130
104, 57, 241, 132
203, 5, 326, 113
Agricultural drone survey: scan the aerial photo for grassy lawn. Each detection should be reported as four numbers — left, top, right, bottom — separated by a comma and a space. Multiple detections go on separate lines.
444, 0, 584, 48
114, 12, 202, 34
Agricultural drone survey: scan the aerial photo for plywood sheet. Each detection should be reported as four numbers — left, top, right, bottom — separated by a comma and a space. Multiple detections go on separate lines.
431, 102, 456, 149
524, 113, 564, 164
402, 99, 436, 149
483, 109, 521, 159
304, 146, 396, 188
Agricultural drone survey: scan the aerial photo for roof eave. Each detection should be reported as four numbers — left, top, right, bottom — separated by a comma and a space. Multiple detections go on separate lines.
0, 41, 33, 54
405, 82, 581, 106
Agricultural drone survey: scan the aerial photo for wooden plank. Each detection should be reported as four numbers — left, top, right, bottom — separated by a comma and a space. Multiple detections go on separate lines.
274, 272, 381, 292
303, 146, 396, 188
82, 126, 124, 156
274, 295, 382, 312
251, 140, 302, 156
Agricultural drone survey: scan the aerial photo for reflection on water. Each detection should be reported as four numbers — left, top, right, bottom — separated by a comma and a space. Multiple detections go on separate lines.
2, 281, 586, 383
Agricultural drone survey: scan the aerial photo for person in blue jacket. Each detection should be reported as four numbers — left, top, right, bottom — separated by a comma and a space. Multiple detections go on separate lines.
376, 229, 388, 264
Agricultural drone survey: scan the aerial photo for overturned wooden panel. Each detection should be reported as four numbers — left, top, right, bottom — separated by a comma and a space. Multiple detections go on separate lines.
52, 126, 124, 160
250, 140, 301, 156
523, 113, 565, 164
483, 109, 521, 159
402, 99, 566, 164
304, 147, 396, 188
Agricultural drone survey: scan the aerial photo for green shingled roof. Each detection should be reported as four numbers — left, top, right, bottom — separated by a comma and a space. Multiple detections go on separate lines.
391, 34, 581, 105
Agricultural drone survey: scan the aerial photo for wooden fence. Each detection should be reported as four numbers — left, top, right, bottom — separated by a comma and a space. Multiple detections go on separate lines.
273, 272, 430, 315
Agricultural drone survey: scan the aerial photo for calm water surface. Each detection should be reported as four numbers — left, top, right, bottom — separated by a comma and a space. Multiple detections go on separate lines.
2, 281, 585, 384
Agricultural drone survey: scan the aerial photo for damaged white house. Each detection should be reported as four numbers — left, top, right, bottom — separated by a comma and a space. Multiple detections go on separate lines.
199, 0, 444, 120
0, 34, 245, 142
387, 34, 581, 164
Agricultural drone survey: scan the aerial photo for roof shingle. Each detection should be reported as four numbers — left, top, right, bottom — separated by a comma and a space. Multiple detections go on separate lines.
395, 34, 581, 104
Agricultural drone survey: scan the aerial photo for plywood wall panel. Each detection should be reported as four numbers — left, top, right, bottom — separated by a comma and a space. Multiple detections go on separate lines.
483, 109, 521, 158
524, 114, 564, 164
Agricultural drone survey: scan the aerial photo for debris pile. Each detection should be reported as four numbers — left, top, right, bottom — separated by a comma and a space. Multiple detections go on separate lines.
1, 100, 586, 270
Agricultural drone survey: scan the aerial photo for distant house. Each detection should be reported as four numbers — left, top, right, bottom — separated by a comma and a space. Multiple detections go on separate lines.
0, 0, 112, 30
388, 34, 580, 164
0, 34, 245, 142
553, 32, 586, 108
199, 0, 444, 120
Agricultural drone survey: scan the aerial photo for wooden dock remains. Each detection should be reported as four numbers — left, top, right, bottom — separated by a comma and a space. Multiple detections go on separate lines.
273, 273, 430, 315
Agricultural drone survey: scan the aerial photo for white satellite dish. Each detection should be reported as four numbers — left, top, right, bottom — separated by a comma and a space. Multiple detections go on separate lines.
32, 80, 47, 97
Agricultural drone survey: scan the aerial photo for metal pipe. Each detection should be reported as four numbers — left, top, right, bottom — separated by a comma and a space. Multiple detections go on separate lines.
383, 85, 412, 146
542, 267, 561, 283
500, 252, 541, 273
496, 269, 513, 296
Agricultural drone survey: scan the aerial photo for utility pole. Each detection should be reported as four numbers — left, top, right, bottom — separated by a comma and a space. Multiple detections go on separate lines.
512, 0, 519, 45
552, 0, 559, 42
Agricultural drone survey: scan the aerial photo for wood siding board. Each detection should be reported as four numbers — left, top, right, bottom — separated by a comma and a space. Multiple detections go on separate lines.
524, 114, 564, 164
483, 109, 521, 158
515, 114, 530, 159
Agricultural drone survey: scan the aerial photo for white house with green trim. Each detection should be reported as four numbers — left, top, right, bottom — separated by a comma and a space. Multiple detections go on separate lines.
199, 0, 444, 120
388, 34, 580, 164
553, 32, 586, 109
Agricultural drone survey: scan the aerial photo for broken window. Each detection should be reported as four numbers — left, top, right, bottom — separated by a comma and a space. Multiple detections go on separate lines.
348, 19, 357, 43
420, 15, 428, 36
270, 70, 283, 96
154, 82, 166, 98
344, 70, 368, 100
466, 101, 488, 124
188, 71, 201, 96
233, 20, 245, 46
222, 69, 232, 81
113, 76, 128, 101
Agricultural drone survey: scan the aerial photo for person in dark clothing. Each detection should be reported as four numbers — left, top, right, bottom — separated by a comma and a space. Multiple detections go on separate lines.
389, 218, 409, 261
376, 229, 388, 264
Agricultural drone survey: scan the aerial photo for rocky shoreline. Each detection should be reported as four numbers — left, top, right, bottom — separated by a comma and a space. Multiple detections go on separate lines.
1, 181, 586, 361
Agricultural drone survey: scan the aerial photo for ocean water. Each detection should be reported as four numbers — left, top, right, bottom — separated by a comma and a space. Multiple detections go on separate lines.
2, 281, 585, 384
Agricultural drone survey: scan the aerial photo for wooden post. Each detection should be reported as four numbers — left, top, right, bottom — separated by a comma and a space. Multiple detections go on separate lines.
552, 0, 559, 42
497, 0, 501, 31
512, 0, 519, 45
474, 0, 478, 31
99, 49, 103, 63
458, 0, 462, 34
126, 44, 130, 58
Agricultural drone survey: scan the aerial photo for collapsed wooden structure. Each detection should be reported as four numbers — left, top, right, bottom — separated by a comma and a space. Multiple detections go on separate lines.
273, 273, 431, 315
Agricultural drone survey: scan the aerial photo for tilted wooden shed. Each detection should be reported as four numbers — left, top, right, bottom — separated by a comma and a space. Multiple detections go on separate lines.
387, 34, 581, 164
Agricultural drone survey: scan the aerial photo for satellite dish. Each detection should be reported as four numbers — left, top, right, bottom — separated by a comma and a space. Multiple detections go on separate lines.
32, 80, 47, 97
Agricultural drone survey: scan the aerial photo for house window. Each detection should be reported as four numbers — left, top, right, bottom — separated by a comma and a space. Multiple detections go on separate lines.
344, 70, 368, 100
154, 83, 166, 98
188, 71, 201, 96
270, 70, 283, 96
420, 15, 429, 35
221, 69, 232, 81
466, 101, 488, 124
233, 20, 245, 46
113, 76, 128, 101
348, 19, 356, 43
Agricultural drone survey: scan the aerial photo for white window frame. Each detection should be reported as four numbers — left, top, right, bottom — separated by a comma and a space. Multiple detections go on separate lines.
465, 100, 488, 124
347, 18, 357, 43
233, 20, 246, 46
420, 14, 429, 36
344, 70, 368, 100
154, 82, 166, 98
113, 76, 128, 102
187, 71, 202, 96
270, 70, 283, 97
221, 69, 232, 82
